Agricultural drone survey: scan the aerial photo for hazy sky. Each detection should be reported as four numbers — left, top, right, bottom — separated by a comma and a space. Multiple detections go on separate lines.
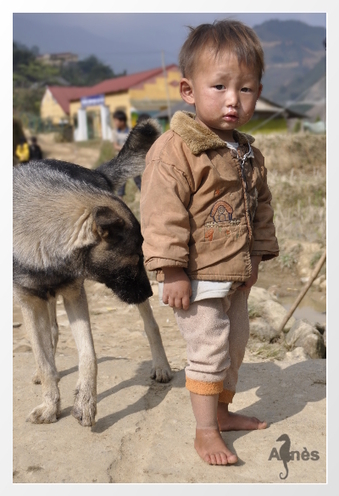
13, 9, 327, 75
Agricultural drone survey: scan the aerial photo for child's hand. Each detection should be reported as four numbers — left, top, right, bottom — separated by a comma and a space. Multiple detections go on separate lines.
162, 267, 192, 310
239, 255, 262, 291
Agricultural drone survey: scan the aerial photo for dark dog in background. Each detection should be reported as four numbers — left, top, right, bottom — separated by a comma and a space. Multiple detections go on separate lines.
13, 119, 172, 427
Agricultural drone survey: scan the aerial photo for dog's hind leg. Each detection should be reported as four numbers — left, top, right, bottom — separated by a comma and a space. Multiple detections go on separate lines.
16, 293, 61, 424
62, 281, 97, 427
32, 296, 59, 384
137, 299, 172, 383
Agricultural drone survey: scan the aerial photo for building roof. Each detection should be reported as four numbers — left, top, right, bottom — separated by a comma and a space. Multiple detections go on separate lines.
86, 64, 178, 97
46, 64, 179, 114
47, 86, 92, 114
255, 96, 306, 118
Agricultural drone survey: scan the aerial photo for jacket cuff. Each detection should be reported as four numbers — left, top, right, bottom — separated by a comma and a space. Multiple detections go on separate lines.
251, 250, 279, 261
144, 257, 188, 273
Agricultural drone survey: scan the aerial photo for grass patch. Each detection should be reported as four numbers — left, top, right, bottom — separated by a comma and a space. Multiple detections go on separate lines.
310, 251, 323, 268
94, 140, 115, 168
254, 133, 326, 174
267, 165, 326, 246
247, 341, 287, 360
76, 139, 102, 149
279, 253, 298, 270
248, 303, 262, 319
239, 117, 288, 134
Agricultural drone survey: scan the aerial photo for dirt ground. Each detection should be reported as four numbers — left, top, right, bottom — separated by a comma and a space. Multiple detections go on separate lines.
11, 133, 327, 486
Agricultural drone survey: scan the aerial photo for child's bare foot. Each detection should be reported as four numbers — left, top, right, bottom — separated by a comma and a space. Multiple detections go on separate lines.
217, 403, 267, 431
194, 428, 238, 465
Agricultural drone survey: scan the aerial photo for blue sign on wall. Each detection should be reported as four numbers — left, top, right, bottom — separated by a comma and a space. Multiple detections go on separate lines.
81, 94, 105, 108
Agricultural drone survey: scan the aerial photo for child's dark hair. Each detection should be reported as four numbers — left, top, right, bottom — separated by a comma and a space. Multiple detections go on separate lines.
113, 110, 127, 122
179, 19, 265, 82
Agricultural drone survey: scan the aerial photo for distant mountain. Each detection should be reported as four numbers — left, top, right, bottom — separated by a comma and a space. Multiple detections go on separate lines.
254, 20, 326, 112
270, 55, 326, 105
254, 20, 325, 51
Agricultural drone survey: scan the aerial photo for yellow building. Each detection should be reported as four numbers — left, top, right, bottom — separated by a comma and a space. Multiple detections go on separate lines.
40, 86, 86, 125
40, 64, 183, 140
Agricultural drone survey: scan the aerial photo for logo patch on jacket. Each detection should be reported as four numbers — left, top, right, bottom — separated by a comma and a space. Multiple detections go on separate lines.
204, 200, 240, 241
209, 200, 233, 222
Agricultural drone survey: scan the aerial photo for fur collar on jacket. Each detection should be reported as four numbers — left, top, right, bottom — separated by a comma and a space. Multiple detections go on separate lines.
170, 111, 255, 156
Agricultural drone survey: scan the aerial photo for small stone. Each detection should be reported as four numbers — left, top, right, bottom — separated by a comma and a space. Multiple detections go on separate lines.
250, 317, 281, 342
285, 319, 326, 359
285, 347, 309, 361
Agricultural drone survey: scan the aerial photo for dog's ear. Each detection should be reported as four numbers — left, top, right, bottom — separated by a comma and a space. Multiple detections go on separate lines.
92, 206, 125, 239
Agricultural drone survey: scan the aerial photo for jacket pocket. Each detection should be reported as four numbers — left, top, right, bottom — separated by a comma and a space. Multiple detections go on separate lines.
189, 223, 250, 275
203, 220, 242, 242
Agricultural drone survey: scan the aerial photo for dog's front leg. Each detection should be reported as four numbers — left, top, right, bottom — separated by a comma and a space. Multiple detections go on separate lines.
62, 282, 97, 427
137, 299, 172, 383
17, 293, 61, 424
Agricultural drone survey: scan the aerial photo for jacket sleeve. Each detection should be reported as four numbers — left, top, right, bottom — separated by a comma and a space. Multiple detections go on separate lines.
140, 154, 192, 273
251, 154, 279, 261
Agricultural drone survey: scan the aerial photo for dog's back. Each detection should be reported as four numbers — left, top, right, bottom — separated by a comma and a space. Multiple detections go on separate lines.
14, 161, 115, 269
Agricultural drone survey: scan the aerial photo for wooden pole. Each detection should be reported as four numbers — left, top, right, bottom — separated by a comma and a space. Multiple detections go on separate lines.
161, 51, 172, 124
277, 251, 326, 334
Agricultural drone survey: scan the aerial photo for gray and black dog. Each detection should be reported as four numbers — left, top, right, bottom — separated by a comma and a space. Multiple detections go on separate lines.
13, 118, 172, 427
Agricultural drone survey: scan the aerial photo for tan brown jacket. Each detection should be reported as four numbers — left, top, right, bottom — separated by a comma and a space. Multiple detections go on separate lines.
140, 111, 279, 282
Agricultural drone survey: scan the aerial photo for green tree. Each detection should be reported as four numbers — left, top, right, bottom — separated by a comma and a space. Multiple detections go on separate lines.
14, 60, 61, 88
13, 87, 45, 115
13, 41, 119, 115
60, 55, 115, 86
13, 41, 35, 72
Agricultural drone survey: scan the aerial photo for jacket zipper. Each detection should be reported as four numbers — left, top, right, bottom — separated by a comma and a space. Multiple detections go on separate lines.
236, 144, 254, 231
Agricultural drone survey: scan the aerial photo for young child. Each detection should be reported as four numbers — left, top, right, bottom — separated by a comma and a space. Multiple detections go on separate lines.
29, 136, 43, 160
112, 110, 130, 153
140, 19, 279, 466
15, 137, 30, 164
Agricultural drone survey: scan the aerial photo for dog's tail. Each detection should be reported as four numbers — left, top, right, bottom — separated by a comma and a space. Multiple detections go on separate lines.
97, 118, 162, 193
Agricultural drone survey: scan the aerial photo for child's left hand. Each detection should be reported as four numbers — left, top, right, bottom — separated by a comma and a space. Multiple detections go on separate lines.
238, 255, 262, 291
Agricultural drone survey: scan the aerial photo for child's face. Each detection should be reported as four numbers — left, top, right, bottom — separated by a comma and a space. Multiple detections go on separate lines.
180, 48, 262, 141
114, 118, 127, 130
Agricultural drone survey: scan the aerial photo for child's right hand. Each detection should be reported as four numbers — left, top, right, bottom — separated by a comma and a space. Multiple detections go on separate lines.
162, 267, 192, 310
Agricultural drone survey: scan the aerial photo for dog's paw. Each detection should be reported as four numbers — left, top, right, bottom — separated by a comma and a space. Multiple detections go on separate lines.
32, 371, 41, 384
26, 402, 60, 424
150, 365, 173, 383
72, 387, 97, 427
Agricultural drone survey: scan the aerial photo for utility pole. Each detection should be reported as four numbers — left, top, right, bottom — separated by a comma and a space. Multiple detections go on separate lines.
161, 51, 172, 124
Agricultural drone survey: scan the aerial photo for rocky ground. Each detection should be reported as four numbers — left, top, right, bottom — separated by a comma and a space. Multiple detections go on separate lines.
11, 131, 327, 485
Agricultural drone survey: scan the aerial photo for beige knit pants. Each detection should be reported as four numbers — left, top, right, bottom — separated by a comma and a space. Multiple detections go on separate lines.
174, 288, 250, 403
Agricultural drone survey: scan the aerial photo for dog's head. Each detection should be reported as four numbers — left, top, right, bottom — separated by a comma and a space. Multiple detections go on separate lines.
87, 199, 152, 304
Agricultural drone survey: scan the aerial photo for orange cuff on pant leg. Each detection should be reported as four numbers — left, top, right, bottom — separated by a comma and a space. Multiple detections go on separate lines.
218, 389, 235, 404
186, 377, 224, 395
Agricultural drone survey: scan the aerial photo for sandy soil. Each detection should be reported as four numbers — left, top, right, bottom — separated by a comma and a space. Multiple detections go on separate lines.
12, 280, 326, 484
11, 133, 327, 485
